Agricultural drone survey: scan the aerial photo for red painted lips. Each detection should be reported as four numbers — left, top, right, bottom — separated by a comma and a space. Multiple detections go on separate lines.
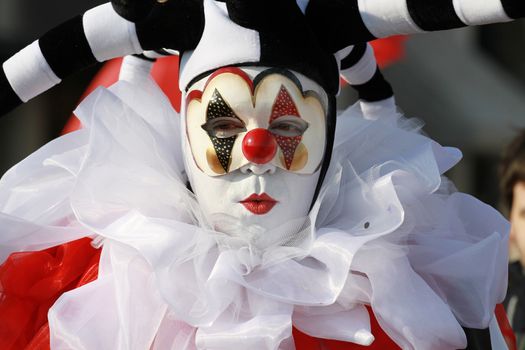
240, 193, 277, 215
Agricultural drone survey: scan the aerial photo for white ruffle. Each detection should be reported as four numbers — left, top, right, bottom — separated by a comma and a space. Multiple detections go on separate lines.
0, 72, 509, 350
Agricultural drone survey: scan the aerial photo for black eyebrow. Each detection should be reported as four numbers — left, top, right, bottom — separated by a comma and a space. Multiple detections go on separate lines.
253, 68, 303, 94
253, 68, 327, 113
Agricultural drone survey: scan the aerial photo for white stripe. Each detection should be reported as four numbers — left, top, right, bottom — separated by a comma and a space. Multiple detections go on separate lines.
340, 44, 377, 85
357, 0, 424, 38
142, 51, 169, 59
119, 55, 154, 82
452, 0, 511, 25
2, 40, 61, 102
83, 3, 143, 62
179, 0, 260, 91
360, 96, 396, 120
296, 0, 310, 14
507, 295, 518, 328
335, 45, 354, 76
489, 313, 509, 350
334, 45, 354, 66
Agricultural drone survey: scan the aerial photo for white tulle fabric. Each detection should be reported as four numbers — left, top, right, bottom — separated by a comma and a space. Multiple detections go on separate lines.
0, 69, 509, 350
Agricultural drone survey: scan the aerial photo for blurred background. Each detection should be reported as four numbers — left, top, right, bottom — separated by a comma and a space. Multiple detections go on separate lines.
0, 0, 524, 212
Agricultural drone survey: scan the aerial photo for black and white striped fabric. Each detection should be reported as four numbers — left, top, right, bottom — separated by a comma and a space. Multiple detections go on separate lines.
1, 0, 524, 117
337, 43, 393, 103
0, 4, 141, 115
336, 43, 396, 120
0, 0, 204, 116
305, 0, 524, 52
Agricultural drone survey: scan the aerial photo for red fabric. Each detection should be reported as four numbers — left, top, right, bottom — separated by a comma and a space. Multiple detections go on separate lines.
22, 249, 101, 350
0, 238, 101, 350
24, 324, 50, 350
293, 306, 401, 350
0, 241, 517, 350
294, 304, 518, 350
370, 36, 406, 69
3, 239, 398, 350
496, 303, 517, 350
150, 55, 181, 113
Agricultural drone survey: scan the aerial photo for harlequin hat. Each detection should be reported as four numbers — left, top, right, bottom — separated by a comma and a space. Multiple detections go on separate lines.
2, 0, 522, 116
178, 0, 338, 94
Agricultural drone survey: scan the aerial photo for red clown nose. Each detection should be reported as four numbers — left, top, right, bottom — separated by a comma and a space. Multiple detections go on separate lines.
242, 128, 277, 164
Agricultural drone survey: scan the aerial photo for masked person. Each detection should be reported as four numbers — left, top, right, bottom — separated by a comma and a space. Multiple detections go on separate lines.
501, 130, 525, 349
0, 1, 523, 349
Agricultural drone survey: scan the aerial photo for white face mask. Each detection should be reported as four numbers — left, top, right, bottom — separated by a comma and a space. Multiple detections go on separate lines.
182, 67, 328, 234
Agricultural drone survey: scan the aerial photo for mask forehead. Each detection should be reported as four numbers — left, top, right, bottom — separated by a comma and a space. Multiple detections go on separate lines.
185, 67, 327, 176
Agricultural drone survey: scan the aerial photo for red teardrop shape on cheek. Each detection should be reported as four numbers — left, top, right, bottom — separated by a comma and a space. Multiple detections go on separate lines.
242, 128, 277, 164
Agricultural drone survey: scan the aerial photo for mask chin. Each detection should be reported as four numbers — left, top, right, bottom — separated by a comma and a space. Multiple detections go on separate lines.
183, 148, 321, 235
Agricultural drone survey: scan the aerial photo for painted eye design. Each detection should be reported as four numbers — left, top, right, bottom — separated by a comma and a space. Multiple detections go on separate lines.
268, 116, 309, 137
201, 117, 247, 138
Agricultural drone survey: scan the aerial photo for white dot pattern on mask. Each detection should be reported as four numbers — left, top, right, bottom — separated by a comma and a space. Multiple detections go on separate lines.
208, 89, 239, 120
269, 85, 303, 169
205, 89, 242, 172
275, 135, 301, 169
211, 136, 236, 172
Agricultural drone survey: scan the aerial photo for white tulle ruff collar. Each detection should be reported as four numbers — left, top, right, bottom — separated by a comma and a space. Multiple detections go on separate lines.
0, 74, 509, 350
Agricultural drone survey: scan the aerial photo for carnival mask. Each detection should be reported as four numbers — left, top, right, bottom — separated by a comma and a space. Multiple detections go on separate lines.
183, 67, 328, 233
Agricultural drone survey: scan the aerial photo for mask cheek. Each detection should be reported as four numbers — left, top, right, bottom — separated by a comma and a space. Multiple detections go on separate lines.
274, 135, 301, 170
206, 137, 246, 175
279, 142, 308, 171
206, 147, 227, 175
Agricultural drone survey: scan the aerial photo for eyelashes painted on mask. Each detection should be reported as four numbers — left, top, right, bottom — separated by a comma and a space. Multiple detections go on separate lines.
201, 88, 246, 173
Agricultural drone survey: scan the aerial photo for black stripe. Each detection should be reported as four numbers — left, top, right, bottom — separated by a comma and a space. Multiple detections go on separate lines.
406, 0, 466, 31
351, 67, 393, 102
225, 0, 340, 95
136, 0, 204, 52
155, 49, 172, 56
133, 54, 157, 62
340, 43, 367, 70
0, 68, 23, 116
305, 0, 375, 53
463, 327, 492, 350
38, 16, 98, 80
253, 68, 303, 94
501, 0, 525, 19
111, 0, 154, 22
